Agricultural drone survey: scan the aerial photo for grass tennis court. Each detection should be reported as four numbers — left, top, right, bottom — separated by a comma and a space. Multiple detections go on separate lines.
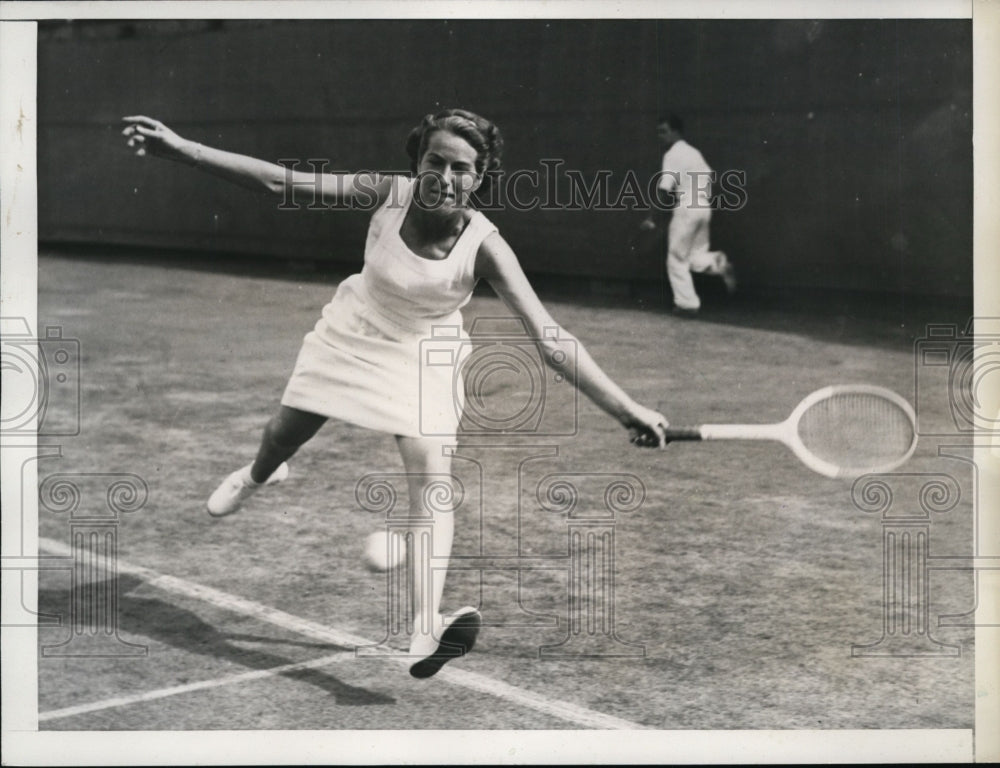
36, 247, 974, 730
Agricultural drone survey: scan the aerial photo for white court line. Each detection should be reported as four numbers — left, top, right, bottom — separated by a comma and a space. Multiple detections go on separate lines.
38, 537, 645, 730
39, 651, 353, 722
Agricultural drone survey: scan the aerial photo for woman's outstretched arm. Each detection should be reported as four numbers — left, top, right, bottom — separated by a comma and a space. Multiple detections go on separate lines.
475, 232, 669, 448
121, 115, 391, 206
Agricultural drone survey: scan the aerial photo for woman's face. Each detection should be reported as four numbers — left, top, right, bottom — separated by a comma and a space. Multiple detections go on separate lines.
415, 130, 482, 213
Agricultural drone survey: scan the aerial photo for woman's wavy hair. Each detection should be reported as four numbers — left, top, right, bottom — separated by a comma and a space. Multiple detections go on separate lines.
405, 108, 504, 197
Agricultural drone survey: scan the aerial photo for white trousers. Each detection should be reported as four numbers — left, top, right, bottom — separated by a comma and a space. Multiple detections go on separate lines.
667, 206, 728, 310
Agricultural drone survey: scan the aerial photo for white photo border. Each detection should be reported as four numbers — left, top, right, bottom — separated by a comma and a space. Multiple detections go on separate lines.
2, 1, 997, 763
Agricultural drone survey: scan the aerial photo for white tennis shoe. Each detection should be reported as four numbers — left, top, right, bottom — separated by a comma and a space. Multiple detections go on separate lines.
206, 461, 289, 518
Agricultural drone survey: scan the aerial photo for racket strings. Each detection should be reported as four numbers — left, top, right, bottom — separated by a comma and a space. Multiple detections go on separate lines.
796, 391, 915, 472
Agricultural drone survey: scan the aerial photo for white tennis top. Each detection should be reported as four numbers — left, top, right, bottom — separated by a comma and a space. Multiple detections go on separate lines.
658, 139, 713, 209
281, 176, 499, 437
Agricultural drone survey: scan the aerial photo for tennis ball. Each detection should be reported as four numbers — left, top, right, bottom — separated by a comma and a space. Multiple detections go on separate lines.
363, 530, 406, 571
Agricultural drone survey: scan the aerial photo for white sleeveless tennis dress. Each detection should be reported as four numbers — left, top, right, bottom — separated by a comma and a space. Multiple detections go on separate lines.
281, 176, 498, 438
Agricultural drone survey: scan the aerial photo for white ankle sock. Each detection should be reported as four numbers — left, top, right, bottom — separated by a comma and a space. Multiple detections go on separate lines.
243, 464, 263, 486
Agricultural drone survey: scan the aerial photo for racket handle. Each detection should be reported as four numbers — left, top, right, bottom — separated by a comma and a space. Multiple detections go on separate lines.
662, 427, 704, 442
701, 423, 785, 441
662, 424, 785, 442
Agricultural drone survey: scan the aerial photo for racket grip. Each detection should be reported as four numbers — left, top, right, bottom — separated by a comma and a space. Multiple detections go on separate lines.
662, 427, 704, 442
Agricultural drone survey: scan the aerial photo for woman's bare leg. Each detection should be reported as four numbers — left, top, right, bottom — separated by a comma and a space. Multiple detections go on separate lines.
207, 405, 326, 517
249, 405, 327, 482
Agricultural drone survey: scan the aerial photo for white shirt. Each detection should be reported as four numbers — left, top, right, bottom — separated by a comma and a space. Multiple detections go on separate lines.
658, 139, 713, 209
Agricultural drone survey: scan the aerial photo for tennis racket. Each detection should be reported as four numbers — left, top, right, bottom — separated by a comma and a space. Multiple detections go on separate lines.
659, 385, 917, 479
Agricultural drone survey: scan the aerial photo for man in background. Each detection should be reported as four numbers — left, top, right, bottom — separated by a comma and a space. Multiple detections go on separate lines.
641, 113, 736, 316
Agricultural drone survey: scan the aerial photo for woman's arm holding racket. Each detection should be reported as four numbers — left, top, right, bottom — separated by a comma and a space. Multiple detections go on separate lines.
121, 115, 392, 206
475, 232, 669, 448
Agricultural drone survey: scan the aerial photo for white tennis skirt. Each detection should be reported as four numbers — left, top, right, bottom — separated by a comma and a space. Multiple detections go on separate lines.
281, 276, 467, 439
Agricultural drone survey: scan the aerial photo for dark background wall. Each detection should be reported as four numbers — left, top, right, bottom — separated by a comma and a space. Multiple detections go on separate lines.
37, 18, 972, 296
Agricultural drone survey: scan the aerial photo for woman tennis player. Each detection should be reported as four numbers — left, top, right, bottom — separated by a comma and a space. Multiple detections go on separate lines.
122, 109, 669, 678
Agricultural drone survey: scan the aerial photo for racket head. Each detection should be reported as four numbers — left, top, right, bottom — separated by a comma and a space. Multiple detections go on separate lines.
784, 385, 918, 478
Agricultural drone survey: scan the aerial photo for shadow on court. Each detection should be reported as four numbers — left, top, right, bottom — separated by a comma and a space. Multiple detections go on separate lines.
38, 574, 396, 708
537, 273, 973, 351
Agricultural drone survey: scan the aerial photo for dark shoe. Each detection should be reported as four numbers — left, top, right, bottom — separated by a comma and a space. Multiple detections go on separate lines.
719, 254, 738, 294
672, 306, 700, 319
409, 607, 482, 679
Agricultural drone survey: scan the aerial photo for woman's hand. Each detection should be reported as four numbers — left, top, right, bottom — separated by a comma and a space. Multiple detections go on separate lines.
623, 404, 670, 449
122, 116, 191, 162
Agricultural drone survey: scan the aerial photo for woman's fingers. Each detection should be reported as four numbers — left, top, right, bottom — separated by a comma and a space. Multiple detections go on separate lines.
629, 428, 657, 448
122, 115, 160, 128
124, 130, 148, 157
122, 117, 163, 157
628, 410, 669, 449
122, 127, 156, 143
121, 122, 157, 136
122, 117, 162, 140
